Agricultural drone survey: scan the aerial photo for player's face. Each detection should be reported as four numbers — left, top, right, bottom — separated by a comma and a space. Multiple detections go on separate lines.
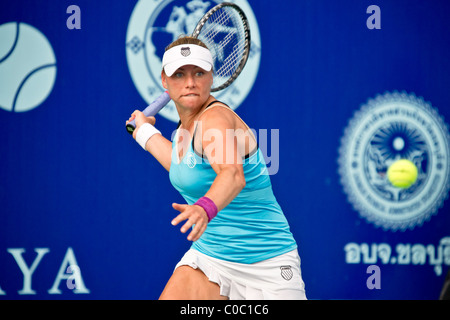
162, 65, 213, 111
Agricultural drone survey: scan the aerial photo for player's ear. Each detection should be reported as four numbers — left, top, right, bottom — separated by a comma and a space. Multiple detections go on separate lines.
208, 71, 213, 88
161, 70, 168, 89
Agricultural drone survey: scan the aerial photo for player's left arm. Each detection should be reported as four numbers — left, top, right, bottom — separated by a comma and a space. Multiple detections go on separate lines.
171, 107, 246, 241
199, 107, 246, 210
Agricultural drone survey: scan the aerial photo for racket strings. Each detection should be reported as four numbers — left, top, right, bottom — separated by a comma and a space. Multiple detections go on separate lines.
198, 7, 247, 88
216, 44, 242, 77
203, 9, 234, 40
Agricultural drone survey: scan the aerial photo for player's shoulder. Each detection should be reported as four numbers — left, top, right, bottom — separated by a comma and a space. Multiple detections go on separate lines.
199, 101, 237, 126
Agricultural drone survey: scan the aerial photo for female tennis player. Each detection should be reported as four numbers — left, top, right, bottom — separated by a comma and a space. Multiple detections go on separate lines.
126, 36, 306, 300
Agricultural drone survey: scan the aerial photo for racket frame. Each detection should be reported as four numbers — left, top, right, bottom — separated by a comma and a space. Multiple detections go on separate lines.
192, 2, 251, 92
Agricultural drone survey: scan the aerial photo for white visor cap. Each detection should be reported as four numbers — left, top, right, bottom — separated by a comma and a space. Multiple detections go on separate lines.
162, 44, 214, 77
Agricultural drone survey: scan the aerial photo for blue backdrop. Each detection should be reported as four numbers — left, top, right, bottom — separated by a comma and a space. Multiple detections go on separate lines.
1, 0, 449, 300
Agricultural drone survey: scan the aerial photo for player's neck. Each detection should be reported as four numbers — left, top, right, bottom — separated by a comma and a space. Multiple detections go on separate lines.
178, 95, 215, 132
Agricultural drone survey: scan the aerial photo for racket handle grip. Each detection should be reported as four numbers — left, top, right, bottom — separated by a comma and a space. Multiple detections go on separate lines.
126, 91, 171, 134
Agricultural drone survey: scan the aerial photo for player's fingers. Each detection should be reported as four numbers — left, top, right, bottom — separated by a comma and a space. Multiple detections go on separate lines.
171, 211, 189, 226
126, 114, 136, 124
180, 208, 207, 234
185, 208, 208, 241
187, 222, 207, 242
131, 110, 146, 126
171, 203, 188, 224
171, 204, 192, 226
180, 217, 196, 234
172, 203, 188, 212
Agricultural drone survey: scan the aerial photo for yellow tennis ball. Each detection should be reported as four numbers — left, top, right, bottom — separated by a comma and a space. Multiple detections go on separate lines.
387, 159, 418, 188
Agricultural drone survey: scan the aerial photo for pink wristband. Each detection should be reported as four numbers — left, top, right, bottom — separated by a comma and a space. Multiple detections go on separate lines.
194, 196, 218, 222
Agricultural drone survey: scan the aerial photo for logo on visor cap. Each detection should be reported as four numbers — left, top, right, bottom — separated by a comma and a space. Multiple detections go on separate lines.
181, 47, 191, 57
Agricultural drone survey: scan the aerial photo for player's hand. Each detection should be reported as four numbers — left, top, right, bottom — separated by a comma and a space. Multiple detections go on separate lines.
171, 203, 209, 242
126, 110, 156, 139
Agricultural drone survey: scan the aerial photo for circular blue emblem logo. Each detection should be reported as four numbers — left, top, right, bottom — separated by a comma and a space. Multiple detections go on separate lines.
338, 92, 450, 231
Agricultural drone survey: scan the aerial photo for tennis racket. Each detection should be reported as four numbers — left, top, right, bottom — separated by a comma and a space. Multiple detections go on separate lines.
126, 2, 251, 134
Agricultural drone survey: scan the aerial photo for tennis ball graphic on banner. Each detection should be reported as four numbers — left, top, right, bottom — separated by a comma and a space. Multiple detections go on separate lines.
387, 159, 418, 189
0, 22, 57, 112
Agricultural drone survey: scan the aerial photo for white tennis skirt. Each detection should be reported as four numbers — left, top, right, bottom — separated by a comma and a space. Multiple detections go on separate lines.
175, 249, 307, 300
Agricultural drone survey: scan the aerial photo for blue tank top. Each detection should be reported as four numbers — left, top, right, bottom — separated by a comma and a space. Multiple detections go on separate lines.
169, 105, 297, 264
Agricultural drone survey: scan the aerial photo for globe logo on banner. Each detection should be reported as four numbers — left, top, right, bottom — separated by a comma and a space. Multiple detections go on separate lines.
338, 92, 450, 231
125, 0, 261, 123
0, 22, 57, 112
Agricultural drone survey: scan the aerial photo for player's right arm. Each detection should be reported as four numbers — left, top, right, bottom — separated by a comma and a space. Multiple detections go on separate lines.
127, 110, 172, 171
